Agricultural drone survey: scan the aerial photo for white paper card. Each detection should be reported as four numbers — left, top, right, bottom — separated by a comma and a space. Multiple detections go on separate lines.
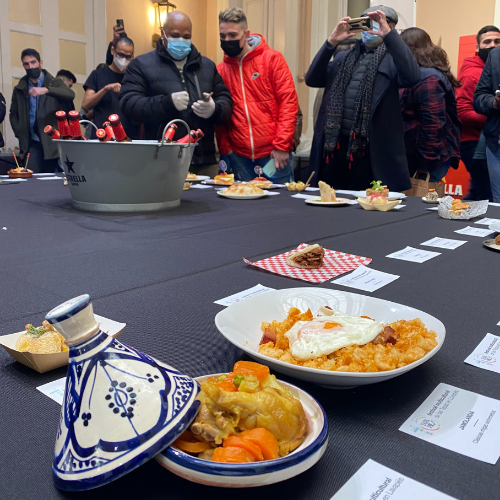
37, 377, 66, 405
420, 237, 467, 250
305, 187, 319, 191
497, 321, 500, 326
347, 200, 358, 205
393, 204, 406, 209
265, 191, 280, 196
399, 383, 500, 464
489, 202, 500, 207
464, 333, 500, 374
475, 218, 500, 226
331, 265, 399, 292
190, 184, 212, 189
214, 284, 275, 306
33, 173, 56, 176
37, 176, 62, 180
454, 226, 494, 237
291, 193, 318, 199
386, 246, 441, 263
336, 189, 359, 196
1, 178, 27, 182
427, 207, 439, 211
330, 459, 456, 500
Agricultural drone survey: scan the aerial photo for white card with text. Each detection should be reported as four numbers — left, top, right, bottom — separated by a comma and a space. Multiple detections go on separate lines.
331, 265, 399, 292
386, 246, 441, 263
37, 377, 66, 405
330, 459, 456, 500
399, 383, 500, 464
464, 333, 500, 374
291, 193, 319, 200
420, 237, 467, 250
214, 284, 275, 306
454, 226, 494, 237
475, 217, 500, 226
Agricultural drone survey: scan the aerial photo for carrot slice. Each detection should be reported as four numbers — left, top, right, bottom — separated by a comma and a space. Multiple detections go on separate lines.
233, 361, 270, 383
174, 439, 213, 454
223, 436, 264, 461
212, 446, 255, 463
238, 428, 279, 460
214, 372, 238, 392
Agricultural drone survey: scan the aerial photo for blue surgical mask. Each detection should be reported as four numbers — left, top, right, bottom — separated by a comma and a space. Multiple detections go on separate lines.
361, 21, 382, 46
166, 37, 192, 60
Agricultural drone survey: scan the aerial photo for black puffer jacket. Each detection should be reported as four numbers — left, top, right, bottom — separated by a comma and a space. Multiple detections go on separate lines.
119, 42, 233, 165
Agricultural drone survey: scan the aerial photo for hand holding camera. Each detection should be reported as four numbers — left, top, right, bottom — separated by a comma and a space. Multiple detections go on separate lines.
328, 17, 356, 46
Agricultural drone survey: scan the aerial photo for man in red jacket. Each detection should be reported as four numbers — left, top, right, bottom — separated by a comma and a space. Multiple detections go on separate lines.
216, 8, 299, 183
457, 25, 500, 200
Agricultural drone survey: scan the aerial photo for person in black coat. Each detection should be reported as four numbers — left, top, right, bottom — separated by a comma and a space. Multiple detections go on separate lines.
305, 6, 419, 191
119, 11, 233, 176
473, 45, 500, 202
0, 92, 5, 148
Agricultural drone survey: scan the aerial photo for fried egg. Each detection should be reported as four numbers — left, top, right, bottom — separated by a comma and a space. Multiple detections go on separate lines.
284, 308, 383, 360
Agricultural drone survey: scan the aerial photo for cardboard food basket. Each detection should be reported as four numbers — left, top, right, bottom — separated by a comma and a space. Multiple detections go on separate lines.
56, 119, 197, 212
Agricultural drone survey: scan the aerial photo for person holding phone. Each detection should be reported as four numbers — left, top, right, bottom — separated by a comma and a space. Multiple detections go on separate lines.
106, 21, 126, 66
305, 5, 419, 190
215, 7, 299, 183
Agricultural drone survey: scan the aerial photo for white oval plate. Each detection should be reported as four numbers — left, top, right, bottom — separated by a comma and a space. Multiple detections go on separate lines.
156, 374, 328, 488
304, 198, 351, 206
483, 239, 500, 252
217, 189, 268, 200
421, 196, 442, 204
215, 288, 445, 389
185, 175, 210, 183
203, 179, 236, 186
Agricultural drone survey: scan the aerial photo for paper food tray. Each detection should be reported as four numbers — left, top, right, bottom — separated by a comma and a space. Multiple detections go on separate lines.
438, 196, 488, 220
0, 315, 126, 373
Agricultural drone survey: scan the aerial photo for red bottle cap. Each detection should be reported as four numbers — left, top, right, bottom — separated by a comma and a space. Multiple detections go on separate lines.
55, 111, 67, 121
108, 114, 120, 125
68, 110, 80, 121
96, 129, 107, 141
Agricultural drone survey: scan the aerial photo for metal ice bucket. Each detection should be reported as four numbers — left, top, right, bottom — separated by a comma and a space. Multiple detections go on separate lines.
55, 120, 197, 212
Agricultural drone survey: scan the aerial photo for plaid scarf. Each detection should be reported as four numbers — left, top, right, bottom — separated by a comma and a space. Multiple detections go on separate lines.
324, 41, 387, 158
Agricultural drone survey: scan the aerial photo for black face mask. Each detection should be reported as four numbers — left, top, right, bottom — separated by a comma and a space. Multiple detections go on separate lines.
26, 67, 41, 79
221, 37, 244, 58
478, 47, 494, 63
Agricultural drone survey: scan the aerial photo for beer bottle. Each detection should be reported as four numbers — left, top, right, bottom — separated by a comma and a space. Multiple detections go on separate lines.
177, 130, 199, 144
163, 123, 178, 143
55, 111, 72, 139
108, 114, 131, 142
195, 129, 205, 140
103, 122, 116, 141
44, 125, 61, 139
96, 129, 107, 142
68, 110, 86, 140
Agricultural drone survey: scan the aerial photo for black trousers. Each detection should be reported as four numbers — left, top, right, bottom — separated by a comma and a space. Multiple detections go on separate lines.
461, 140, 492, 201
28, 141, 60, 173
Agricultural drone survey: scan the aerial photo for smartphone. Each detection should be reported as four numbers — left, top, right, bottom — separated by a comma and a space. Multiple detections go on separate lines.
117, 19, 124, 29
201, 92, 213, 102
347, 16, 372, 32
262, 158, 276, 178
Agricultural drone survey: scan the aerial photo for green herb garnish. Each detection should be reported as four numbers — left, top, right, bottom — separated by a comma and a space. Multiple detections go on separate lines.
370, 180, 384, 191
26, 324, 50, 338
216, 374, 228, 383
233, 374, 245, 387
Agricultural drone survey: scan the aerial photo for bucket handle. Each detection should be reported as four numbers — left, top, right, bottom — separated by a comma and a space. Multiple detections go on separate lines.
155, 119, 191, 159
79, 120, 99, 131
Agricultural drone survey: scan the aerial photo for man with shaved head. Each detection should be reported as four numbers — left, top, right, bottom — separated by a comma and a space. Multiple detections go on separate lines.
120, 11, 232, 176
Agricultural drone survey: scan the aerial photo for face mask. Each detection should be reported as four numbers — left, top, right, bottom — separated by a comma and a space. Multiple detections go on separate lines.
166, 37, 192, 60
221, 38, 244, 58
114, 56, 130, 72
361, 21, 382, 47
478, 47, 494, 63
26, 67, 41, 80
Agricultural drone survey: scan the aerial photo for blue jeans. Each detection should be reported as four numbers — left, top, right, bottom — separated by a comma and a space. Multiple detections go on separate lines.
486, 146, 500, 202
220, 152, 293, 184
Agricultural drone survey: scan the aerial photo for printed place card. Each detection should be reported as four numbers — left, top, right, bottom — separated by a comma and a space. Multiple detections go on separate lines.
36, 176, 62, 180
214, 284, 275, 306
291, 193, 319, 200
475, 217, 500, 226
455, 226, 494, 237
386, 246, 441, 263
489, 202, 500, 207
335, 189, 359, 196
393, 204, 406, 209
330, 459, 456, 500
331, 265, 399, 292
465, 333, 500, 374
37, 377, 66, 405
399, 383, 500, 464
427, 207, 439, 211
304, 187, 319, 191
265, 191, 280, 196
420, 237, 467, 250
190, 184, 212, 189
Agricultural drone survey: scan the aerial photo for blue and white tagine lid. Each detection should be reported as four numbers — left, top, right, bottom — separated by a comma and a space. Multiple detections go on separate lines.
45, 295, 201, 491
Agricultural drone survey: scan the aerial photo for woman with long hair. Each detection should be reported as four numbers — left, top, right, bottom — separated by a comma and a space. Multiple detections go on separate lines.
399, 27, 462, 182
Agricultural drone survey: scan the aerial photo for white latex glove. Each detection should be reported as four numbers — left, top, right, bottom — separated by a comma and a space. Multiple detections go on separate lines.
172, 91, 189, 111
191, 93, 216, 119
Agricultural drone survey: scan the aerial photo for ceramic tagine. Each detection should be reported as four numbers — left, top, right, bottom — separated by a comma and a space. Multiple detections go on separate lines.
45, 295, 200, 491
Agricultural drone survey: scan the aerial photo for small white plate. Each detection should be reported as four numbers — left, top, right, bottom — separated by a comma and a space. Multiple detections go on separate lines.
483, 239, 500, 252
203, 179, 236, 186
422, 196, 442, 204
305, 198, 351, 206
185, 175, 210, 183
217, 189, 268, 200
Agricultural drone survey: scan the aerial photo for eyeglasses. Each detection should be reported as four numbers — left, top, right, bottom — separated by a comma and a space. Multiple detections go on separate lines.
115, 51, 134, 60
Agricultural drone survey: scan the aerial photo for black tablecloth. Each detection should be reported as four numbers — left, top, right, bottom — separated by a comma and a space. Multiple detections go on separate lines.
1, 180, 499, 500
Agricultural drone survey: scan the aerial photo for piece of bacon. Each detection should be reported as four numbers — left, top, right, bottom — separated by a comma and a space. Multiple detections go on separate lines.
260, 326, 277, 345
372, 326, 397, 345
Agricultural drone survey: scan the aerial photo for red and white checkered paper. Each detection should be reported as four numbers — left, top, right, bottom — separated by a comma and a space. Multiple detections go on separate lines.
243, 243, 372, 283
